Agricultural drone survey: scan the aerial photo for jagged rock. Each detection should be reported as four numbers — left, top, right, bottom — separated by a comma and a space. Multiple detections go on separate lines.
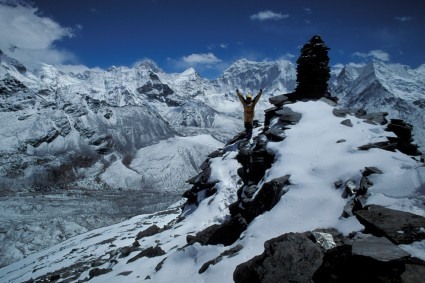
264, 127, 286, 142
319, 97, 338, 106
276, 107, 302, 125
136, 225, 162, 241
340, 119, 353, 127
85, 96, 102, 114
334, 180, 343, 189
199, 245, 243, 274
356, 176, 372, 196
332, 108, 350, 118
74, 119, 96, 139
234, 232, 324, 283
187, 214, 248, 246
387, 119, 413, 141
341, 197, 365, 218
363, 166, 383, 176
341, 179, 357, 199
401, 264, 425, 283
52, 115, 71, 136
155, 257, 167, 272
362, 112, 389, 125
232, 176, 290, 223
89, 134, 114, 154
242, 184, 257, 198
63, 103, 88, 117
313, 244, 425, 282
236, 139, 275, 184
89, 267, 112, 278
312, 231, 337, 250
264, 106, 278, 128
26, 128, 60, 148
0, 75, 27, 95
354, 108, 367, 118
126, 245, 165, 264
208, 149, 224, 158
352, 234, 410, 262
358, 140, 397, 152
268, 94, 289, 106
119, 242, 141, 258
103, 109, 113, 119
354, 205, 425, 244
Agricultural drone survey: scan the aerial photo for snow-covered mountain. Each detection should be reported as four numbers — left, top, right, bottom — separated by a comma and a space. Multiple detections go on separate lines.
1, 98, 424, 282
1, 46, 425, 270
0, 51, 297, 266
331, 60, 425, 151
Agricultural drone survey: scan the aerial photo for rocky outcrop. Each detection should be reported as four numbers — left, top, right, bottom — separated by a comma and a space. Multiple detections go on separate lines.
182, 96, 425, 283
234, 232, 324, 283
354, 205, 425, 245
234, 206, 425, 283
357, 119, 422, 156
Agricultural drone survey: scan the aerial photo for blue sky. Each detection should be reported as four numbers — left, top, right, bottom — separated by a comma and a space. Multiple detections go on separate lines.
0, 0, 424, 79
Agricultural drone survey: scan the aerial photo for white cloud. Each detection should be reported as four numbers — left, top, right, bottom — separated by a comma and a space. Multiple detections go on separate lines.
55, 64, 103, 74
395, 16, 412, 22
250, 10, 289, 21
207, 43, 228, 50
303, 7, 312, 14
0, 1, 76, 68
167, 52, 227, 78
182, 53, 222, 65
353, 50, 390, 61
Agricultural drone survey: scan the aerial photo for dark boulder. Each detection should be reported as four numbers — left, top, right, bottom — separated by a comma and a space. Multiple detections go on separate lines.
313, 244, 422, 283
232, 176, 290, 223
340, 119, 353, 127
199, 245, 243, 274
136, 225, 163, 241
354, 205, 425, 244
126, 245, 165, 264
234, 232, 324, 283
276, 107, 302, 125
187, 214, 248, 247
89, 268, 112, 279
332, 108, 350, 118
268, 94, 289, 107
351, 235, 410, 262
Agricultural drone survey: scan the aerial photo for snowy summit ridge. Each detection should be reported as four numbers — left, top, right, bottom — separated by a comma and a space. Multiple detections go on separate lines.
1, 96, 424, 282
1, 47, 425, 274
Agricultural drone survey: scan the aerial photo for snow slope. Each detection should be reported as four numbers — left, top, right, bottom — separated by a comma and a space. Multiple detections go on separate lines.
1, 100, 424, 282
331, 61, 425, 151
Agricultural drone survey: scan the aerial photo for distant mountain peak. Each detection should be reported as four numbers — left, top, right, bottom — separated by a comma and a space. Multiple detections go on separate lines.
136, 60, 161, 73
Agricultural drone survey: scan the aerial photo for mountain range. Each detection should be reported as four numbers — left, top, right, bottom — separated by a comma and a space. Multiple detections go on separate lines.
0, 47, 424, 269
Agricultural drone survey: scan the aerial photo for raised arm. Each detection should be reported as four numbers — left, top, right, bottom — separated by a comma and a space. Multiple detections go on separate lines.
253, 89, 263, 104
236, 89, 245, 104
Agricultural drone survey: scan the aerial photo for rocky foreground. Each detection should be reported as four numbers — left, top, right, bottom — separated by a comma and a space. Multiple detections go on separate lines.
1, 97, 424, 283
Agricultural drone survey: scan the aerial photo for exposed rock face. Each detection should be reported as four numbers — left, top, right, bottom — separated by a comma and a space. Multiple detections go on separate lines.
313, 244, 425, 283
182, 94, 424, 282
233, 204, 425, 283
354, 205, 425, 244
351, 235, 410, 262
234, 232, 324, 283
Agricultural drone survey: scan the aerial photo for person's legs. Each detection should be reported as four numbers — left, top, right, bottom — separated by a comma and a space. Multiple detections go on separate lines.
244, 122, 253, 139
